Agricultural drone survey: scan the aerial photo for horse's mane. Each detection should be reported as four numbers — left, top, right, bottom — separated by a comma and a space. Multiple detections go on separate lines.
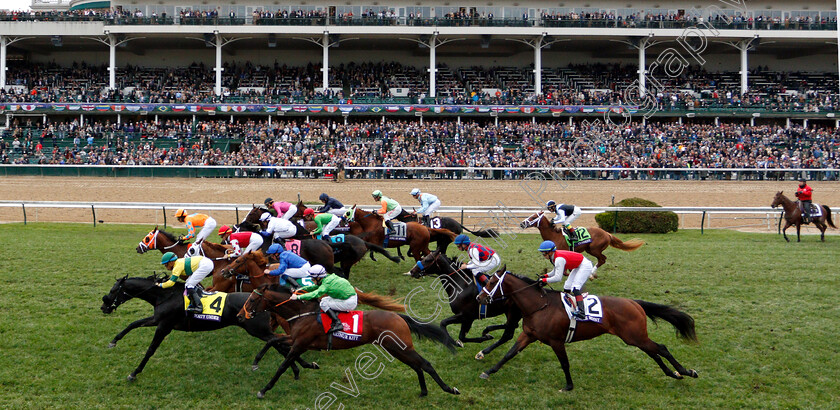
157, 229, 178, 242
203, 241, 228, 252
250, 250, 269, 266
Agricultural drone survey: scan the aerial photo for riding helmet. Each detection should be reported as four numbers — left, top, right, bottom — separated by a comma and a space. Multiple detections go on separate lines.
545, 200, 556, 209
266, 244, 283, 254
161, 252, 178, 264
174, 208, 187, 218
218, 225, 232, 236
372, 190, 382, 198
264, 197, 274, 206
410, 188, 421, 196
259, 212, 272, 222
319, 193, 329, 201
303, 208, 315, 217
308, 264, 328, 278
454, 234, 471, 245
538, 240, 557, 252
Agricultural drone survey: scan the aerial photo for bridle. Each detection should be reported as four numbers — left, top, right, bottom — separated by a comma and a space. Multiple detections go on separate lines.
137, 229, 181, 253
520, 211, 545, 229
412, 251, 442, 276
242, 288, 306, 320
478, 271, 542, 304
104, 277, 156, 311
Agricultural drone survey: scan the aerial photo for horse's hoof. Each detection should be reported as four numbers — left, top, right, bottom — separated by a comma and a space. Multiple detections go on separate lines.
589, 274, 597, 280
403, 271, 413, 276
251, 365, 259, 372
475, 351, 484, 360
311, 362, 319, 369
482, 334, 494, 341
418, 391, 428, 398
257, 391, 265, 399
127, 374, 136, 382
560, 384, 574, 392
456, 340, 464, 348
479, 372, 489, 380
108, 342, 116, 349
451, 387, 461, 395
688, 369, 698, 378
672, 371, 684, 379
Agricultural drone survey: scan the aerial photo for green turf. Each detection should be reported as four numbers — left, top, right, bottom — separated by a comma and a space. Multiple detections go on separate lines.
1, 223, 838, 408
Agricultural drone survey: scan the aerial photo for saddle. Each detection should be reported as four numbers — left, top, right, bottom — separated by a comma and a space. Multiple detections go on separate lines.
798, 202, 822, 222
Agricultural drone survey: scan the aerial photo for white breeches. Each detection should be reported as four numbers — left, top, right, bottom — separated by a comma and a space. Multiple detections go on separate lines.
271, 222, 297, 240
422, 200, 441, 216
194, 217, 216, 243
382, 205, 403, 222
184, 258, 215, 288
321, 218, 340, 237
553, 207, 581, 226
327, 207, 347, 217
563, 258, 594, 291
282, 262, 312, 279
282, 207, 297, 220
320, 294, 358, 312
469, 253, 501, 276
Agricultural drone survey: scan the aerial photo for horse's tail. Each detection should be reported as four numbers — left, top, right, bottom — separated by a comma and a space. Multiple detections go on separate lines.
356, 289, 406, 312
429, 228, 457, 243
609, 234, 645, 251
364, 242, 401, 263
634, 300, 698, 343
823, 205, 836, 228
459, 224, 499, 238
397, 313, 458, 354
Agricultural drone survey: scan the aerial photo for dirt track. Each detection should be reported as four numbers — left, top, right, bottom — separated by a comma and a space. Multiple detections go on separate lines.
2, 176, 838, 232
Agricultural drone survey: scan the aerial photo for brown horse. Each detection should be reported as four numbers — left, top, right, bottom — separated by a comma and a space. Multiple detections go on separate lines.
136, 227, 239, 292
520, 211, 644, 268
477, 269, 698, 391
771, 191, 836, 242
237, 284, 461, 398
345, 205, 456, 262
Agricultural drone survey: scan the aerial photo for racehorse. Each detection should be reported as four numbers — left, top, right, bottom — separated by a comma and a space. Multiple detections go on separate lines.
136, 227, 239, 292
244, 205, 400, 277
101, 275, 318, 381
344, 205, 456, 262
408, 251, 522, 359
237, 284, 461, 398
476, 269, 698, 391
771, 191, 836, 242
395, 209, 498, 253
520, 211, 644, 268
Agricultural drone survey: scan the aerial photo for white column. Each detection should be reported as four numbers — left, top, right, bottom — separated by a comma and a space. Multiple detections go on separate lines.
534, 36, 542, 98
215, 33, 223, 96
108, 34, 116, 90
740, 43, 748, 95
0, 36, 6, 89
322, 32, 329, 89
804, 119, 809, 128
786, 117, 791, 128
80, 114, 84, 126
638, 37, 648, 96
268, 115, 272, 126
715, 117, 719, 126
428, 36, 437, 98
117, 114, 121, 124
750, 117, 755, 127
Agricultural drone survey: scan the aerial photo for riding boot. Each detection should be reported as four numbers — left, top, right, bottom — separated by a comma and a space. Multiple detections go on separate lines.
566, 225, 578, 242
187, 287, 203, 313
572, 290, 586, 320
803, 208, 811, 224
385, 220, 395, 235
326, 309, 343, 334
476, 274, 488, 288
422, 215, 430, 227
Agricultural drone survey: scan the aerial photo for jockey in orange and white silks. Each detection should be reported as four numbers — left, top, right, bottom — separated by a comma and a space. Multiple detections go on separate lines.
259, 212, 297, 243
174, 209, 217, 257
218, 225, 263, 259
372, 190, 402, 233
265, 198, 297, 220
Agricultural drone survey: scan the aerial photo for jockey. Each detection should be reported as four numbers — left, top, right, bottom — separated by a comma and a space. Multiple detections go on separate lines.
537, 241, 595, 320
264, 243, 311, 285
410, 188, 441, 227
318, 193, 347, 217
174, 209, 217, 257
372, 190, 402, 234
259, 212, 298, 244
158, 251, 214, 313
454, 234, 500, 286
265, 198, 297, 221
291, 264, 357, 335
303, 208, 341, 240
795, 178, 813, 223
545, 200, 582, 242
217, 225, 263, 259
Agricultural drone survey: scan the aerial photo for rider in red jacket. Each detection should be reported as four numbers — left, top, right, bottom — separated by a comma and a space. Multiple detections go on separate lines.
795, 178, 813, 223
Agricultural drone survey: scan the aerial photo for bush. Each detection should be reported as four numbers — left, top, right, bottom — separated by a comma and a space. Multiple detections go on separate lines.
595, 197, 678, 233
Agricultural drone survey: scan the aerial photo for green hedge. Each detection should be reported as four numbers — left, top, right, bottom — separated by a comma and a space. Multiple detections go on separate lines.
595, 197, 678, 233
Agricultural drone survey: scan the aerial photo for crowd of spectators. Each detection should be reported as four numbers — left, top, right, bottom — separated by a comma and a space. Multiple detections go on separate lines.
2, 118, 838, 180
1, 61, 837, 113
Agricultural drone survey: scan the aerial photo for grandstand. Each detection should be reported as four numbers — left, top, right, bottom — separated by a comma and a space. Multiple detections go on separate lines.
0, 0, 838, 175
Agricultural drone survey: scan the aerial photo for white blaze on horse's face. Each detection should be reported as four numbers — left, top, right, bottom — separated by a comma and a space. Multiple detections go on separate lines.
520, 212, 544, 229
137, 229, 158, 253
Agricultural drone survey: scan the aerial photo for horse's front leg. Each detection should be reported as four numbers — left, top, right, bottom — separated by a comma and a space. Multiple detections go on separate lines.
128, 323, 174, 381
257, 344, 307, 398
782, 222, 791, 242
549, 340, 575, 392
109, 316, 156, 348
796, 223, 801, 242
480, 331, 536, 379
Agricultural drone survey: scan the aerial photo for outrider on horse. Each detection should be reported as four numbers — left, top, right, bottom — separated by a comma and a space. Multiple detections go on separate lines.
477, 268, 698, 391
771, 191, 835, 242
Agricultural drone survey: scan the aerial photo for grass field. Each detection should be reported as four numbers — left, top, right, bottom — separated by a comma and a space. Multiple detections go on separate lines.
1, 223, 839, 409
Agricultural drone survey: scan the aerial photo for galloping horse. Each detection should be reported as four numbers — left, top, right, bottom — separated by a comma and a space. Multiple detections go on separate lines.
771, 191, 836, 242
409, 251, 522, 359
477, 269, 698, 391
101, 276, 318, 381
520, 211, 644, 268
237, 284, 461, 398
245, 205, 400, 277
395, 209, 498, 253
136, 227, 237, 292
345, 205, 456, 261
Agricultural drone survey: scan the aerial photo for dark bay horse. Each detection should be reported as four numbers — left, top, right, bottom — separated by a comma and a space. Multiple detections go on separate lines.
408, 251, 522, 359
101, 276, 318, 381
477, 270, 698, 391
521, 211, 644, 268
136, 227, 238, 292
345, 205, 456, 262
395, 209, 498, 253
771, 191, 835, 242
237, 284, 461, 398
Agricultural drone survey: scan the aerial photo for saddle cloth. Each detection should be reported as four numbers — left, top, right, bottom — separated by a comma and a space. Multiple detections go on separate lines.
319, 311, 364, 341
560, 293, 604, 324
